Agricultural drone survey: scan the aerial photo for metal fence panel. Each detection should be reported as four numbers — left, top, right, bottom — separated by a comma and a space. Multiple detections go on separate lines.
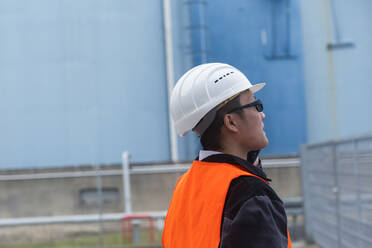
301, 134, 372, 248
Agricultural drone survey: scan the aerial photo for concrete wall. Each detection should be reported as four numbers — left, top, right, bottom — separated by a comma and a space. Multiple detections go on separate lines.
268, 166, 302, 199
0, 162, 301, 218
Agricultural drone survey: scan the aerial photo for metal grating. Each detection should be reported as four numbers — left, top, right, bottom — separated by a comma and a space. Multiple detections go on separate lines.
301, 134, 372, 248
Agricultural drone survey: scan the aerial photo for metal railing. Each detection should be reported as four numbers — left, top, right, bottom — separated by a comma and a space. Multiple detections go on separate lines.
0, 158, 300, 182
0, 155, 302, 247
301, 133, 372, 248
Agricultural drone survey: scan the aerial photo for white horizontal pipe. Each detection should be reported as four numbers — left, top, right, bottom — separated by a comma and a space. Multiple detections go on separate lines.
0, 158, 300, 181
0, 211, 167, 227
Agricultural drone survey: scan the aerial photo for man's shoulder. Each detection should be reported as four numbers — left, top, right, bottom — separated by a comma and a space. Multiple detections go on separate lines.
229, 175, 282, 202
223, 175, 283, 219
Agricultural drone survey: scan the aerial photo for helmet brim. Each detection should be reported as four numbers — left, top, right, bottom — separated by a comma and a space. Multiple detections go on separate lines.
249, 82, 266, 93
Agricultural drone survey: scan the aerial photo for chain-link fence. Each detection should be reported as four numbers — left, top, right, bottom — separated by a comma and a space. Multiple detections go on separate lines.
301, 134, 372, 248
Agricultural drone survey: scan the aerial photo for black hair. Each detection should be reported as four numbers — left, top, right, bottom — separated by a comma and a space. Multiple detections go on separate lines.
200, 94, 244, 150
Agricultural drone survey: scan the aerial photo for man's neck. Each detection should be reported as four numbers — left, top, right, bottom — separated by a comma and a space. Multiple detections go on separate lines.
199, 150, 222, 161
219, 146, 247, 161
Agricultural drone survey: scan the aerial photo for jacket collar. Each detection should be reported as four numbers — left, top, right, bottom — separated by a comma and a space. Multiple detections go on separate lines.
197, 153, 271, 182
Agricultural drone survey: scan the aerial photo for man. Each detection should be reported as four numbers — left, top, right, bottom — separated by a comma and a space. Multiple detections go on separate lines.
162, 63, 291, 248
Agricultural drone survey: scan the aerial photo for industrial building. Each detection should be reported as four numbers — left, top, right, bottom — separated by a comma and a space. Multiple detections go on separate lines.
0, 0, 372, 247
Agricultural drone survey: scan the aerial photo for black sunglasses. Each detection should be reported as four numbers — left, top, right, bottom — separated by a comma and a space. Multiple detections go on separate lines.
227, 99, 263, 114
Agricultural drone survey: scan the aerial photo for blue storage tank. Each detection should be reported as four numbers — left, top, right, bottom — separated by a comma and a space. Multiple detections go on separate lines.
0, 0, 196, 169
300, 0, 372, 143
0, 0, 308, 169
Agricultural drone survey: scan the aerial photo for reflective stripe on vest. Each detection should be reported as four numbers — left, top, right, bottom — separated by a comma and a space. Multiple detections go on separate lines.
162, 160, 292, 248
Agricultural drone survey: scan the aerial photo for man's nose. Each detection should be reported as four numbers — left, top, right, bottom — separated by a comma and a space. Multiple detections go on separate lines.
261, 112, 266, 120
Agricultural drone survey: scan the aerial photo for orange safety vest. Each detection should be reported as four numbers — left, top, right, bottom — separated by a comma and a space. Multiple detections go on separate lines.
162, 160, 292, 248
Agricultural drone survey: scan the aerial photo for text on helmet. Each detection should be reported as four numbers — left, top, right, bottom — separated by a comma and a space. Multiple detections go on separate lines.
214, 71, 234, 84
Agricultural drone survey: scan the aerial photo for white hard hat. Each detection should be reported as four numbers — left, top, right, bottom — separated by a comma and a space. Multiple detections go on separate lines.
170, 63, 265, 137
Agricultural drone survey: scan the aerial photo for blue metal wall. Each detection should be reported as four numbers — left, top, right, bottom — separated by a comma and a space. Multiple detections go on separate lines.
193, 0, 307, 155
300, 0, 372, 143
0, 0, 308, 169
0, 0, 194, 169
171, 1, 202, 161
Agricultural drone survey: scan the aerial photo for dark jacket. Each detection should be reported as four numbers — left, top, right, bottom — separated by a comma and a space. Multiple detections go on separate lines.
201, 154, 289, 248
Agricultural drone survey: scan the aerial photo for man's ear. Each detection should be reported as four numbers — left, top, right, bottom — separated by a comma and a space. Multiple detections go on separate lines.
223, 114, 239, 133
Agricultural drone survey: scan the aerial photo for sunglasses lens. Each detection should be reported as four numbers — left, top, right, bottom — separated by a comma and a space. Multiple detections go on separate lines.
256, 104, 263, 112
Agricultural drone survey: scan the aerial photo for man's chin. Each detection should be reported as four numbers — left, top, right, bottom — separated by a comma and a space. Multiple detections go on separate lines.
251, 139, 268, 150
260, 140, 269, 149
262, 133, 269, 147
